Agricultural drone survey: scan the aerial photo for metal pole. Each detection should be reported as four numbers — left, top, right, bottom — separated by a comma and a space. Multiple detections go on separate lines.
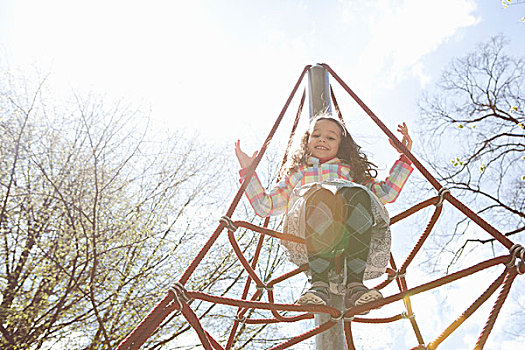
308, 64, 346, 350
308, 64, 332, 118
314, 295, 346, 349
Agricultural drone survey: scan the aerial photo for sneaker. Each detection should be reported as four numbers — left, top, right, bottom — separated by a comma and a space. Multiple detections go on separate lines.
296, 281, 330, 306
345, 282, 383, 313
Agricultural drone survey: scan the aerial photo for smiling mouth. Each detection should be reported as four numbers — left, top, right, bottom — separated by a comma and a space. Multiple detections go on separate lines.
315, 146, 329, 150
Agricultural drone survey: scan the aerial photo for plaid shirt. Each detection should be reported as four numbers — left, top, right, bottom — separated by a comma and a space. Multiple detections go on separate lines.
241, 155, 413, 217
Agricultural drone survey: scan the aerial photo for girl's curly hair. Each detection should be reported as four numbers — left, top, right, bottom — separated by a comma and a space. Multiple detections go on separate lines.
283, 116, 377, 183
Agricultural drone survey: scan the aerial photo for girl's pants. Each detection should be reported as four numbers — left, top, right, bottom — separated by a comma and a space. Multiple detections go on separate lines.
304, 187, 373, 284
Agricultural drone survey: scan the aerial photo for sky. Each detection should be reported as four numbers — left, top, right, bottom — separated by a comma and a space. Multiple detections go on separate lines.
0, 0, 522, 170
0, 0, 524, 349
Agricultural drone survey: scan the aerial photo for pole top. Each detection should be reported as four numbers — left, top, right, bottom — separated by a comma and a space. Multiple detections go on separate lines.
308, 65, 332, 120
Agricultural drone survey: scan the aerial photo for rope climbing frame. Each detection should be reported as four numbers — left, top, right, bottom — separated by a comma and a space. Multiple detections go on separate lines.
116, 64, 525, 350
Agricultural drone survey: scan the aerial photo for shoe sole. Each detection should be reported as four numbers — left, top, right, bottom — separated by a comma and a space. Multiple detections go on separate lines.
297, 292, 327, 306
347, 289, 383, 315
355, 289, 383, 306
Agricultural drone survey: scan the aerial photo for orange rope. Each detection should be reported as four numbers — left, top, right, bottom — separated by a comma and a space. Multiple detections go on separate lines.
116, 65, 522, 350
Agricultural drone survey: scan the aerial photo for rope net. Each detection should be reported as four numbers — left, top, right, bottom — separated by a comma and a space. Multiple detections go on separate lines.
116, 64, 525, 350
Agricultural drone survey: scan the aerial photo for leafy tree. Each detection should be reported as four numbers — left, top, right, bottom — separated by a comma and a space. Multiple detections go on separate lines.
0, 68, 286, 349
417, 34, 524, 266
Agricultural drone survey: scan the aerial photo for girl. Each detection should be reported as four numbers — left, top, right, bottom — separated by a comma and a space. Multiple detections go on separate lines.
235, 115, 413, 309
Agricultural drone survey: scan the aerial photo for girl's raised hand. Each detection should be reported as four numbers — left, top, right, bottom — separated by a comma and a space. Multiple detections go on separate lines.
235, 140, 258, 169
389, 122, 413, 153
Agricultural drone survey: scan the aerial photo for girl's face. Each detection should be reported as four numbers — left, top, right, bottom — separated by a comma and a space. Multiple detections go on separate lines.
307, 119, 342, 159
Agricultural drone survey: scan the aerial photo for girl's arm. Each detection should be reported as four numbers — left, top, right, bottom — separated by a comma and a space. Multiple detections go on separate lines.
235, 140, 258, 168
241, 171, 299, 217
365, 123, 414, 204
364, 159, 413, 204
235, 140, 299, 217
388, 122, 413, 153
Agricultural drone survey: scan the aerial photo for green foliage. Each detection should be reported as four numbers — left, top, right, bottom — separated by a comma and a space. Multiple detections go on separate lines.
479, 164, 487, 173
0, 70, 239, 349
450, 157, 463, 167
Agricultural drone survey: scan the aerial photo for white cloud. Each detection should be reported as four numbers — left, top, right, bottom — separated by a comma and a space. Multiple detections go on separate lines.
411, 62, 430, 87
350, 0, 480, 89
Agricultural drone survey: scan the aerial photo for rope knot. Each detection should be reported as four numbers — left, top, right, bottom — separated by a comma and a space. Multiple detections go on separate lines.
388, 270, 406, 281
170, 282, 192, 307
220, 216, 238, 232
234, 315, 247, 324
507, 244, 525, 275
329, 313, 347, 322
401, 311, 415, 319
256, 284, 274, 291
436, 187, 450, 207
